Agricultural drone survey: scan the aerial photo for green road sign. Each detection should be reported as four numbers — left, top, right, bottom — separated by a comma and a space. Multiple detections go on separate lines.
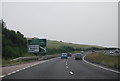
28, 38, 47, 53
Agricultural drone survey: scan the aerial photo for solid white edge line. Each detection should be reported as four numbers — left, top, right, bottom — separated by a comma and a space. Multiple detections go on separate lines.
83, 55, 120, 74
2, 58, 57, 78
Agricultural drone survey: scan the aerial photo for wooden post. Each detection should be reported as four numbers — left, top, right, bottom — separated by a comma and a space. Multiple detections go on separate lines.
38, 53, 42, 60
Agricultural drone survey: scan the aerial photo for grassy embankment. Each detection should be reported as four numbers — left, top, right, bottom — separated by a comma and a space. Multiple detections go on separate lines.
2, 58, 39, 66
85, 52, 120, 70
46, 40, 104, 54
1, 20, 104, 66
47, 40, 102, 49
2, 40, 103, 66
2, 53, 36, 66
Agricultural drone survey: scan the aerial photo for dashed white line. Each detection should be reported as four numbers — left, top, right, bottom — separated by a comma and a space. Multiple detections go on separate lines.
69, 71, 74, 75
66, 63, 67, 66
65, 60, 68, 66
1, 59, 54, 78
11, 71, 16, 74
7, 73, 12, 76
21, 68, 26, 70
66, 66, 68, 69
83, 55, 120, 74
0, 75, 6, 78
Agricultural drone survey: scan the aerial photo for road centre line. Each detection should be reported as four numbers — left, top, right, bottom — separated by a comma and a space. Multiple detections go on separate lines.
66, 66, 68, 69
65, 59, 74, 75
69, 71, 74, 75
65, 59, 68, 66
66, 63, 67, 66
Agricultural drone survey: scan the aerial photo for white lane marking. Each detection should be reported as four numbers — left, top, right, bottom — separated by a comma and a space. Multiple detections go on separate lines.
66, 66, 68, 69
11, 71, 17, 74
66, 63, 67, 66
2, 58, 57, 78
7, 73, 12, 76
0, 75, 6, 78
83, 55, 120, 73
69, 71, 74, 75
65, 60, 68, 66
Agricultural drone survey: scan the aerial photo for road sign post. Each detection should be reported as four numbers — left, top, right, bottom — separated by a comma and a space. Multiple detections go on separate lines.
27, 38, 47, 55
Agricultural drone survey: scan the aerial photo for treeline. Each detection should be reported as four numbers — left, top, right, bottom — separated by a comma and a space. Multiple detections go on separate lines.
1, 19, 108, 59
105, 48, 119, 50
46, 46, 105, 55
47, 46, 75, 54
2, 20, 28, 59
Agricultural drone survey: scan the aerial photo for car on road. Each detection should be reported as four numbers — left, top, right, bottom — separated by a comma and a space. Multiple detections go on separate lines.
75, 53, 83, 60
61, 53, 68, 59
110, 51, 114, 54
114, 50, 120, 54
67, 53, 72, 57
81, 51, 84, 54
92, 50, 95, 52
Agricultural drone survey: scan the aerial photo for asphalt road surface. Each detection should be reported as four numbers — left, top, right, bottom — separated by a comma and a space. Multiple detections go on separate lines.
2, 53, 119, 79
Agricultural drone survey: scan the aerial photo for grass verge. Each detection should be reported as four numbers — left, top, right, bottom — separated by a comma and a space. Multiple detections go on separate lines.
2, 54, 59, 67
2, 59, 38, 67
85, 52, 120, 70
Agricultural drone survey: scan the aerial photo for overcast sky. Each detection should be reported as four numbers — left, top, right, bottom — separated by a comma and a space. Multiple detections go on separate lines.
2, 2, 118, 47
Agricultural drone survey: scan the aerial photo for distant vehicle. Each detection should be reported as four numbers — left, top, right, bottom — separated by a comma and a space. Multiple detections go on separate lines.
92, 50, 95, 52
67, 53, 72, 57
75, 53, 83, 60
110, 51, 114, 54
114, 50, 119, 54
80, 53, 84, 56
81, 51, 84, 54
61, 53, 68, 59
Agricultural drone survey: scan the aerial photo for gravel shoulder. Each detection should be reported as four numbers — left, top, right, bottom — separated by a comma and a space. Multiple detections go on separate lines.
1, 60, 48, 75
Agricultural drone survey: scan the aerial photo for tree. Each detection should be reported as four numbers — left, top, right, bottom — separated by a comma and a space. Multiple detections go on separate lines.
2, 19, 28, 59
